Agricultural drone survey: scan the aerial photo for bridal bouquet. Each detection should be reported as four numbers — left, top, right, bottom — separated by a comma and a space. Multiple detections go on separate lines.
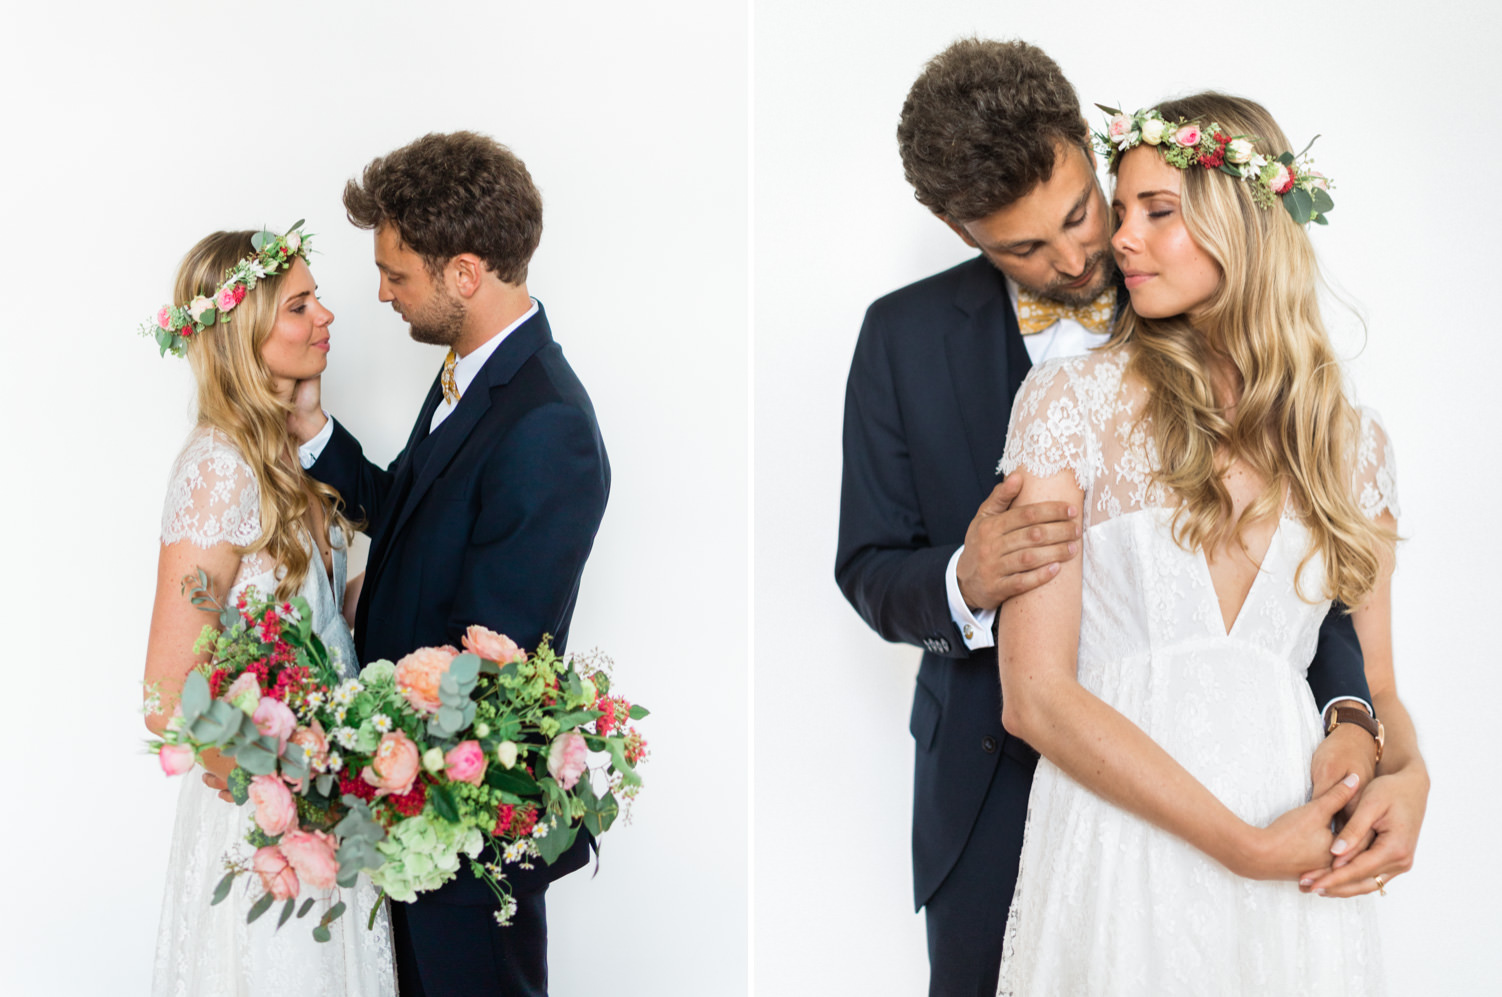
147, 574, 649, 938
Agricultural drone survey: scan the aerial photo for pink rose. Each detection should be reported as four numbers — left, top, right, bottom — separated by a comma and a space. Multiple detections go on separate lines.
221, 672, 262, 714
1107, 113, 1133, 143
288, 719, 329, 770
546, 731, 589, 791
252, 845, 300, 901
394, 645, 458, 714
158, 744, 195, 776
1269, 163, 1295, 195
444, 740, 488, 785
156, 306, 172, 330
217, 284, 240, 312
279, 829, 339, 891
1173, 124, 1201, 147
248, 774, 298, 836
253, 697, 297, 753
462, 625, 525, 663
362, 730, 421, 797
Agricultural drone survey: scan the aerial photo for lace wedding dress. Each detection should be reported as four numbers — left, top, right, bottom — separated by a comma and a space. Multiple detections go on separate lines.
995, 349, 1393, 996
151, 428, 396, 997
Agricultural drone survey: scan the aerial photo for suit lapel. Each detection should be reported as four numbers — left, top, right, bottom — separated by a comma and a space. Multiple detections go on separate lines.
944, 259, 1029, 497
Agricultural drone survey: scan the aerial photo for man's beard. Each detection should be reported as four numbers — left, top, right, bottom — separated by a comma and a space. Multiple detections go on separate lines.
405, 285, 466, 347
1025, 249, 1117, 307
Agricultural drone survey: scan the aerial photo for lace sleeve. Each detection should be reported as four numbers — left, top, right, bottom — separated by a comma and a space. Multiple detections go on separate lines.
160, 429, 263, 549
998, 356, 1104, 493
1352, 408, 1399, 521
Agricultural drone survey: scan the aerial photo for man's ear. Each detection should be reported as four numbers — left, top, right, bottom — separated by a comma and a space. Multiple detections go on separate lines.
449, 254, 487, 298
941, 216, 979, 249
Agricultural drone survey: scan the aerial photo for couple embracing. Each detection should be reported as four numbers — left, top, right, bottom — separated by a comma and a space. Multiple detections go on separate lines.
144, 132, 607, 996
837, 39, 1431, 995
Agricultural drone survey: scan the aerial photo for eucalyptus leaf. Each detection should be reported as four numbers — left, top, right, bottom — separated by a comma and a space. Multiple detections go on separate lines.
448, 653, 480, 684
298, 897, 316, 918
1313, 214, 1329, 226
312, 925, 332, 943
1276, 151, 1295, 166
479, 660, 502, 676
247, 891, 275, 924
277, 897, 297, 928
1310, 188, 1334, 214
1286, 187, 1314, 224
220, 606, 239, 628
200, 308, 216, 327
627, 705, 650, 721
210, 871, 236, 906
235, 743, 278, 775
180, 671, 210, 723
316, 774, 335, 797
1094, 102, 1123, 116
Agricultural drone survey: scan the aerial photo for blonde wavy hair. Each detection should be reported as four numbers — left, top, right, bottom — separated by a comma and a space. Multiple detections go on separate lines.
1105, 92, 1395, 607
174, 231, 351, 601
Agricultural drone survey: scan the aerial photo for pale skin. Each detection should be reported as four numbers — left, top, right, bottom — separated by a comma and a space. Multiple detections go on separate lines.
990, 146, 1425, 892
144, 258, 343, 802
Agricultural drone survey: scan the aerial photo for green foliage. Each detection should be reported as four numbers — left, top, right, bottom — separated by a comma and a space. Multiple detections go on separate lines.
276, 898, 297, 929
227, 766, 252, 805
210, 872, 236, 906
246, 891, 275, 924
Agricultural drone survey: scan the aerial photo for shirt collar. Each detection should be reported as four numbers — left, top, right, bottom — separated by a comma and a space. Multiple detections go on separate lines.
450, 298, 540, 397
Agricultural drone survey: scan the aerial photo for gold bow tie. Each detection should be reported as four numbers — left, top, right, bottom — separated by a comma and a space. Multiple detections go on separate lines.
441, 349, 461, 405
1016, 285, 1116, 336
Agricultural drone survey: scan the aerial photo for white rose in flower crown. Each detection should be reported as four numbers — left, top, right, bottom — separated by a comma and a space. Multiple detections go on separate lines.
1226, 138, 1255, 165
284, 231, 302, 254
187, 295, 214, 323
1139, 117, 1166, 145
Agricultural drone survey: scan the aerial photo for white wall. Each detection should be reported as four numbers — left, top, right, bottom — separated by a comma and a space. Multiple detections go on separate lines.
0, 3, 747, 995
753, 1, 1502, 994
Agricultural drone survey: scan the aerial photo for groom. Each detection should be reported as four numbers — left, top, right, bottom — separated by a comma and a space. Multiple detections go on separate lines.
836, 39, 1388, 996
289, 131, 609, 996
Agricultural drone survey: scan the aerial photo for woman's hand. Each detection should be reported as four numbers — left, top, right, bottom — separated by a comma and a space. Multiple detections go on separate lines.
1228, 773, 1362, 881
1298, 764, 1428, 897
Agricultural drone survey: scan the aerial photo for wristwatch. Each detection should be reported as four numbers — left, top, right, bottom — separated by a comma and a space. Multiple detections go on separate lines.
1325, 704, 1385, 765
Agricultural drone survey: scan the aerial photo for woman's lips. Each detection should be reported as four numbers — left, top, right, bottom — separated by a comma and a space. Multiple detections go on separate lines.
1123, 272, 1154, 290
313, 340, 330, 352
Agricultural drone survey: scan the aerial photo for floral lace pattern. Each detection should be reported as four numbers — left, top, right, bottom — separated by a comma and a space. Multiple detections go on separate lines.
995, 348, 1390, 996
153, 428, 394, 997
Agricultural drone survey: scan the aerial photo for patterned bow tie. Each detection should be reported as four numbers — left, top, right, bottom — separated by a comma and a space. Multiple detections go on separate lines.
1016, 284, 1117, 336
441, 349, 461, 405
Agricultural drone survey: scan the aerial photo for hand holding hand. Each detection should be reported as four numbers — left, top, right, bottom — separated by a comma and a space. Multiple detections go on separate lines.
956, 475, 1081, 613
1298, 765, 1429, 897
1230, 773, 1362, 881
287, 376, 327, 445
1310, 721, 1378, 825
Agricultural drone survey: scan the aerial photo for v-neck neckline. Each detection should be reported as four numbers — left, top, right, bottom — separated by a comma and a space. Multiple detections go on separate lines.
1200, 509, 1285, 638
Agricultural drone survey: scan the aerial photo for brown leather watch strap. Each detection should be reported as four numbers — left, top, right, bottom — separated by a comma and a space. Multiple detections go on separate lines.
1326, 705, 1384, 763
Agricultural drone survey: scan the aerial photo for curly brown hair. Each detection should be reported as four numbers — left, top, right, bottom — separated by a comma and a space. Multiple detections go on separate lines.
897, 38, 1089, 222
343, 131, 542, 283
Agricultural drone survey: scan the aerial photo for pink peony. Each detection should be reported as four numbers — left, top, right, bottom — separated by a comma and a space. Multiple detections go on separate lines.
252, 845, 300, 900
546, 731, 589, 791
362, 730, 421, 797
394, 645, 458, 714
1173, 124, 1201, 147
279, 829, 339, 891
248, 774, 298, 836
221, 672, 262, 714
253, 697, 297, 753
288, 719, 329, 770
462, 625, 525, 664
156, 306, 172, 330
444, 740, 488, 785
158, 744, 195, 776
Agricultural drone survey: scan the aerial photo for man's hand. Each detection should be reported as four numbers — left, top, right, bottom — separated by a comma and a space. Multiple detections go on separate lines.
1231, 773, 1362, 881
1298, 765, 1429, 897
199, 748, 237, 804
287, 375, 327, 445
956, 475, 1081, 613
1310, 721, 1378, 824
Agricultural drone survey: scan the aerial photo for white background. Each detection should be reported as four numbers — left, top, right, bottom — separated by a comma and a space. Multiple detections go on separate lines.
0, 3, 748, 995
754, 1, 1502, 994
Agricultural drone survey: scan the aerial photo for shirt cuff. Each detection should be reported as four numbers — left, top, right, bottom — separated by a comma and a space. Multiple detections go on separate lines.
945, 546, 996, 650
1319, 696, 1376, 724
297, 413, 334, 469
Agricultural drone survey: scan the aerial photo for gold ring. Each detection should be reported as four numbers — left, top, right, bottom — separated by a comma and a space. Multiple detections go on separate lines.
1373, 874, 1387, 896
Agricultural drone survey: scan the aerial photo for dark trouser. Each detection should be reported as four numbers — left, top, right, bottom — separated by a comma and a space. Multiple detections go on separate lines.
392, 889, 548, 997
923, 753, 1033, 997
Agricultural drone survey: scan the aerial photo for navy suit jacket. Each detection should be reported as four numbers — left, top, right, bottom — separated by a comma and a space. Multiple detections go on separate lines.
835, 256, 1371, 910
311, 304, 609, 897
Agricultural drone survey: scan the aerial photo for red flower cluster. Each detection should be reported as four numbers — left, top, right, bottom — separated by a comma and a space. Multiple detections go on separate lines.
208, 667, 229, 699
624, 731, 649, 765
388, 780, 428, 817
595, 695, 632, 737
1199, 131, 1231, 169
340, 771, 377, 803
231, 283, 248, 305
493, 803, 540, 838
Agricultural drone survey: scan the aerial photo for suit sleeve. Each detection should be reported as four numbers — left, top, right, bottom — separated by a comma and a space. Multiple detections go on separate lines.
448, 403, 608, 651
835, 305, 970, 658
1305, 604, 1372, 712
307, 418, 403, 536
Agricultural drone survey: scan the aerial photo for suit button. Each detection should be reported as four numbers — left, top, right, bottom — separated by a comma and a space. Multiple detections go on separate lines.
981, 736, 998, 754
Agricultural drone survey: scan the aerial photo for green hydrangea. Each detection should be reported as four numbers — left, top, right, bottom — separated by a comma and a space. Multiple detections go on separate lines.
368, 814, 485, 903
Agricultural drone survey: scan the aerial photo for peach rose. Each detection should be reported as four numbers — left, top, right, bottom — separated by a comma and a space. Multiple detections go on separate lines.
445, 740, 488, 785
546, 731, 589, 791
361, 730, 421, 797
1174, 124, 1202, 147
279, 829, 339, 891
394, 645, 459, 714
248, 774, 298, 836
252, 845, 300, 901
221, 672, 262, 714
288, 718, 329, 770
253, 697, 297, 753
158, 744, 194, 776
461, 626, 525, 664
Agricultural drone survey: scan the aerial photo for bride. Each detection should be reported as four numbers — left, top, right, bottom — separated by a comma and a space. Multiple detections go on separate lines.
141, 227, 396, 996
994, 93, 1426, 995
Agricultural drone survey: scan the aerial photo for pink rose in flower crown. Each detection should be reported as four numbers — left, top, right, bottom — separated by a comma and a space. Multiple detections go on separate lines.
253, 697, 297, 753
158, 744, 195, 776
546, 731, 589, 791
248, 774, 298, 835
1266, 162, 1295, 195
216, 284, 239, 312
461, 626, 525, 664
288, 718, 329, 770
445, 740, 488, 785
221, 672, 262, 714
1107, 113, 1133, 144
394, 645, 459, 714
362, 730, 421, 797
156, 307, 172, 330
252, 845, 300, 900
279, 829, 339, 890
1173, 124, 1201, 148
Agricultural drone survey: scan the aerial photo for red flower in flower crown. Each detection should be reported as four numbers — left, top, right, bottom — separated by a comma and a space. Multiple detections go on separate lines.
232, 283, 248, 304
1199, 131, 1230, 169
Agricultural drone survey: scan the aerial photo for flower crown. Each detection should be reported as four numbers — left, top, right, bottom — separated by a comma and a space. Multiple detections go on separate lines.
1093, 105, 1334, 226
142, 221, 313, 358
